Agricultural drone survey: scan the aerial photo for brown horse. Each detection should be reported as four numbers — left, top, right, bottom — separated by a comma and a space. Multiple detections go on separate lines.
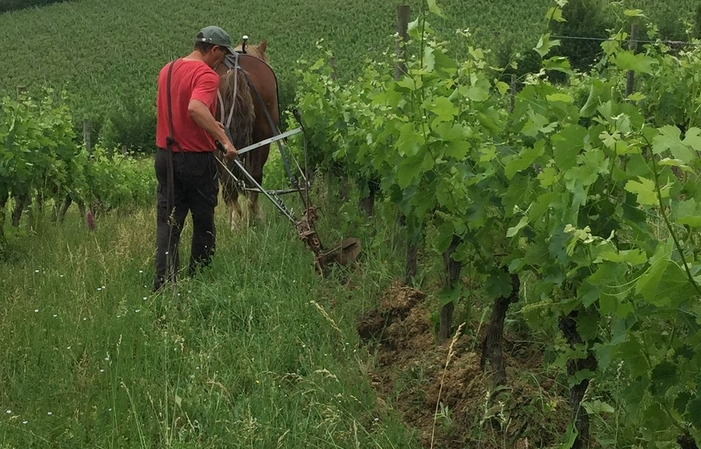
214, 40, 280, 230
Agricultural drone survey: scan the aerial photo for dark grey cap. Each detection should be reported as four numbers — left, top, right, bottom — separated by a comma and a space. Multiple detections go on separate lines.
197, 26, 235, 54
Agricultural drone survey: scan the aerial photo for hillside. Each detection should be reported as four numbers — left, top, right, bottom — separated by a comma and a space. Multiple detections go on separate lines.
0, 0, 697, 147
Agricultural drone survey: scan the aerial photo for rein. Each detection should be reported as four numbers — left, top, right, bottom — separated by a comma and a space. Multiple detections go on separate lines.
217, 52, 240, 131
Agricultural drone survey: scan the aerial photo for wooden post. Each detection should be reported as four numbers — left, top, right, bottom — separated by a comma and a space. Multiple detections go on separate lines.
329, 56, 337, 81
626, 24, 638, 98
358, 6, 410, 220
481, 272, 520, 386
83, 119, 92, 155
394, 5, 410, 80
509, 74, 517, 113
559, 311, 598, 449
395, 5, 419, 285
439, 235, 462, 342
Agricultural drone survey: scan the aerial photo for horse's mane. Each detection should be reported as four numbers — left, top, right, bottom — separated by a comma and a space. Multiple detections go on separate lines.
219, 69, 254, 151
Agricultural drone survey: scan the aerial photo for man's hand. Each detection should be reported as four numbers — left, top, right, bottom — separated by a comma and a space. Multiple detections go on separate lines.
222, 140, 238, 163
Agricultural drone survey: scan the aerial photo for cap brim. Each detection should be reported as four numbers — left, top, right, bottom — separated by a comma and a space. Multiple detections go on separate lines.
225, 46, 236, 55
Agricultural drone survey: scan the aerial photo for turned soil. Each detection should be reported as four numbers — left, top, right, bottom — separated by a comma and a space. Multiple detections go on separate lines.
358, 282, 571, 449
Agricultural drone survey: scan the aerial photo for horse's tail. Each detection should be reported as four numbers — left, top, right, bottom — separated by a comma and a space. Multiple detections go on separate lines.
217, 69, 255, 203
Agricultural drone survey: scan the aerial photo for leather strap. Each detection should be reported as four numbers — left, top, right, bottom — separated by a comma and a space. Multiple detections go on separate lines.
164, 60, 180, 221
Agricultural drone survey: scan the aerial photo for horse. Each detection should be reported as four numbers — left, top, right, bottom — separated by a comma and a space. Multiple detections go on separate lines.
214, 40, 280, 230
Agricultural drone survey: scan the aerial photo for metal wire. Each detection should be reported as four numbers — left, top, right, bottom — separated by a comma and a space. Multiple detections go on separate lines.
550, 34, 699, 46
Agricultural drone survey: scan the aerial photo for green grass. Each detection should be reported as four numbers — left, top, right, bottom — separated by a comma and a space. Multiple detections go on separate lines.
0, 189, 419, 448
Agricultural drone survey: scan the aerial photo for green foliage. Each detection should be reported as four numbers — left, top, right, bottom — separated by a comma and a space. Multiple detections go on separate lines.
493, 36, 542, 82
0, 91, 156, 246
99, 95, 156, 152
632, 37, 701, 129
694, 3, 701, 39
652, 3, 690, 41
82, 146, 154, 210
295, 1, 701, 445
0, 90, 82, 204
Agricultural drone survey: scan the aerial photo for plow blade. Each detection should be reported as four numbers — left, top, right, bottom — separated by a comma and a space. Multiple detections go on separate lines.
318, 237, 362, 269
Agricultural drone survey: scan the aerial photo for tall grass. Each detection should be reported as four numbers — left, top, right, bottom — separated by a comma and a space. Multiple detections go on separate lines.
0, 187, 419, 449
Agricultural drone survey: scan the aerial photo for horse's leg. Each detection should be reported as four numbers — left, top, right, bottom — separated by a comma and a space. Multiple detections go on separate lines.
247, 190, 262, 225
246, 146, 268, 224
246, 172, 265, 224
230, 191, 244, 231
222, 179, 244, 232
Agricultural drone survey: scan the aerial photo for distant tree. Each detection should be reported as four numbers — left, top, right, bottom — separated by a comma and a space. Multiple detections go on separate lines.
548, 0, 614, 73
0, 0, 68, 13
493, 36, 541, 82
653, 4, 687, 41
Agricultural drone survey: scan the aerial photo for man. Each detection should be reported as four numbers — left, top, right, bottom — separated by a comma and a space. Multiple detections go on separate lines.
153, 25, 238, 291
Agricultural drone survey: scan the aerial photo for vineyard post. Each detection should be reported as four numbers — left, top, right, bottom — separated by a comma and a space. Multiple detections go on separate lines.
329, 56, 337, 81
560, 311, 598, 449
83, 119, 93, 155
0, 193, 7, 248
480, 272, 520, 386
359, 7, 409, 218
394, 4, 410, 79
394, 4, 420, 285
509, 74, 517, 113
439, 235, 462, 341
327, 56, 349, 202
405, 238, 419, 285
625, 23, 638, 97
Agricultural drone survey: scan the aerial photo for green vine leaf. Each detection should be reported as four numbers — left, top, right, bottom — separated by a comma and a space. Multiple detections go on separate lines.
426, 0, 446, 18
653, 125, 696, 163
534, 33, 561, 58
624, 177, 658, 206
612, 51, 658, 74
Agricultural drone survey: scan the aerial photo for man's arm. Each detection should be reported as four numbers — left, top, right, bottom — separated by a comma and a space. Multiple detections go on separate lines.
188, 99, 237, 161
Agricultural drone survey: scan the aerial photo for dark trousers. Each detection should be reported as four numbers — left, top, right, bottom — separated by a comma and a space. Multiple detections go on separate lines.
154, 149, 219, 291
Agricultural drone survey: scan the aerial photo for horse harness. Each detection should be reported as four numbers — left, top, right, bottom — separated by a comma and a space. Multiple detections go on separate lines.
219, 52, 297, 188
212, 44, 361, 274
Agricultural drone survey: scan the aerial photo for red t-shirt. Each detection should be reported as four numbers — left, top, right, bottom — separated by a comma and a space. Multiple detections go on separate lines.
156, 59, 219, 152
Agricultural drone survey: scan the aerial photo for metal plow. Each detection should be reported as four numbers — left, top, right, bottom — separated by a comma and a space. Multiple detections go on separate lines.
215, 109, 361, 275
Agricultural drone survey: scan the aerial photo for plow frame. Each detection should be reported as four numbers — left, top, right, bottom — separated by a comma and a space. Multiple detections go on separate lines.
215, 108, 360, 274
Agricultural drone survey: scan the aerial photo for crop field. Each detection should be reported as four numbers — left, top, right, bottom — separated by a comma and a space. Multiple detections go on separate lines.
0, 0, 697, 135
